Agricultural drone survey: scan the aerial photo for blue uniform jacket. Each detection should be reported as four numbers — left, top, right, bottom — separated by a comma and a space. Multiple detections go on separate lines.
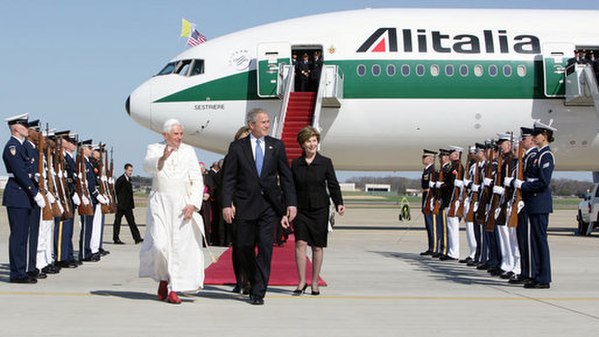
522, 146, 553, 214
2, 137, 38, 208
84, 158, 99, 205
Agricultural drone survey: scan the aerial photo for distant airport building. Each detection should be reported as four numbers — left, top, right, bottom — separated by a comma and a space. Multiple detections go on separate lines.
405, 188, 422, 197
340, 183, 356, 192
365, 184, 391, 192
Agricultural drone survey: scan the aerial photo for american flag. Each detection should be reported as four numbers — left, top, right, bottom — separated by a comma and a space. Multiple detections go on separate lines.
187, 29, 207, 47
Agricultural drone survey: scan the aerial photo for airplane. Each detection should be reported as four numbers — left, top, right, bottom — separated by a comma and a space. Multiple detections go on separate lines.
126, 8, 599, 179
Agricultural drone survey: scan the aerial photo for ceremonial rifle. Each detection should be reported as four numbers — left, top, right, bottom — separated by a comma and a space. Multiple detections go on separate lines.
457, 153, 473, 219
36, 128, 53, 221
507, 141, 524, 228
495, 146, 514, 227
45, 132, 63, 218
423, 163, 436, 215
447, 152, 464, 217
97, 145, 111, 214
432, 160, 445, 215
108, 147, 117, 213
464, 157, 480, 222
76, 145, 94, 215
485, 151, 504, 232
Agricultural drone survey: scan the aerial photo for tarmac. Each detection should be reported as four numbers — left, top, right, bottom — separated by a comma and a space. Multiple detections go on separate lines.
0, 206, 598, 337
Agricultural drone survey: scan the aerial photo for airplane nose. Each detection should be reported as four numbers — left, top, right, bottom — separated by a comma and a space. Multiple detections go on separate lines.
125, 96, 130, 115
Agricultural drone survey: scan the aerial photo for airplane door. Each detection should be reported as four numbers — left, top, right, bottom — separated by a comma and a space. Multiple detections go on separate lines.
542, 43, 574, 97
257, 43, 291, 97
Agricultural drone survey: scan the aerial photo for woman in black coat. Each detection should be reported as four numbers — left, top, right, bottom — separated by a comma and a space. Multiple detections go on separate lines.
283, 126, 344, 296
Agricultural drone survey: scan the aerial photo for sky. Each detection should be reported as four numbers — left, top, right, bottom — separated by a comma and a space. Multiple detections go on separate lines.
1, 0, 598, 182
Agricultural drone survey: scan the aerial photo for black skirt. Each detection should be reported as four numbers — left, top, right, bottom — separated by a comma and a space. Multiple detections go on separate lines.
293, 207, 329, 247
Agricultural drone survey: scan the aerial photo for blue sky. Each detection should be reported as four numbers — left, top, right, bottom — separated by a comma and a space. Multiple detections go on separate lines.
1, 0, 598, 181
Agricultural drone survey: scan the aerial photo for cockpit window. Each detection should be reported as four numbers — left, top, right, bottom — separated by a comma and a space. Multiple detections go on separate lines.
156, 59, 205, 77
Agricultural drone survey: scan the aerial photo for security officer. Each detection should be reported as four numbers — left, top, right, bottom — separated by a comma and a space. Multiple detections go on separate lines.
53, 131, 80, 268
509, 127, 537, 284
2, 114, 46, 283
515, 121, 556, 289
420, 149, 437, 256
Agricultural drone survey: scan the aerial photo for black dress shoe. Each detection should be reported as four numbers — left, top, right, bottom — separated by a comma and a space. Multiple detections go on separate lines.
82, 254, 100, 262
431, 252, 441, 258
10, 276, 37, 284
249, 296, 264, 305
232, 285, 241, 293
459, 257, 473, 263
56, 261, 78, 268
439, 255, 458, 261
27, 271, 47, 279
420, 250, 433, 256
508, 275, 526, 284
41, 265, 60, 274
476, 263, 489, 270
113, 240, 125, 245
99, 249, 110, 256
489, 268, 505, 276
524, 282, 550, 289
135, 238, 144, 244
467, 260, 478, 267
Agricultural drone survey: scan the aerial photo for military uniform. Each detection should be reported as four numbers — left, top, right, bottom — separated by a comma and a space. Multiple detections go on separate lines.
443, 146, 463, 260
79, 140, 100, 261
420, 149, 436, 255
2, 114, 44, 283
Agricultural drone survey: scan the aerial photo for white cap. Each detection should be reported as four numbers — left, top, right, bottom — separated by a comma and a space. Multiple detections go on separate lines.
5, 113, 29, 126
449, 145, 464, 153
496, 132, 511, 141
533, 120, 557, 133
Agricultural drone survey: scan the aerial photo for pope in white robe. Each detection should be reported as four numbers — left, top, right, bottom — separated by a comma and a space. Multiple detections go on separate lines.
139, 119, 205, 304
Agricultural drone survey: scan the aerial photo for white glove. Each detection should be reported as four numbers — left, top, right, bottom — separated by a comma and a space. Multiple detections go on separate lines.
97, 194, 109, 205
34, 173, 41, 183
514, 179, 523, 189
34, 192, 46, 208
494, 207, 501, 220
454, 200, 460, 209
454, 180, 464, 188
109, 177, 114, 184
101, 176, 107, 182
435, 181, 444, 188
57, 201, 64, 214
473, 201, 479, 212
472, 184, 480, 192
82, 195, 90, 206
429, 181, 434, 188
493, 186, 505, 195
463, 179, 471, 187
517, 200, 525, 214
72, 193, 81, 206
46, 192, 56, 204
483, 178, 493, 187
504, 177, 514, 187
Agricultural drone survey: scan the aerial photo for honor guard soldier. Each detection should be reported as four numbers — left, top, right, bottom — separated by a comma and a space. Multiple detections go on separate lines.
460, 145, 478, 264
420, 149, 437, 256
54, 131, 80, 268
509, 127, 537, 284
442, 146, 464, 261
514, 121, 556, 289
78, 139, 101, 262
2, 114, 46, 283
432, 149, 450, 258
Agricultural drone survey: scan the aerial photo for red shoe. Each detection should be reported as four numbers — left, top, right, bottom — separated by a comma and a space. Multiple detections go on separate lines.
157, 281, 168, 300
167, 291, 182, 304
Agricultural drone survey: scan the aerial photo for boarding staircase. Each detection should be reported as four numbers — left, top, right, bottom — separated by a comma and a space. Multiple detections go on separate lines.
272, 63, 344, 164
565, 64, 599, 121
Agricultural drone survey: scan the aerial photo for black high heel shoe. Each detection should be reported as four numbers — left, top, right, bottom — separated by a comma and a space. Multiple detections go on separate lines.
292, 284, 308, 296
311, 288, 320, 296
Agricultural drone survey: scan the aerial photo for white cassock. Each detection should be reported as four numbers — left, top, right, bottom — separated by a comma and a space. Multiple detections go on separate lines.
139, 142, 205, 292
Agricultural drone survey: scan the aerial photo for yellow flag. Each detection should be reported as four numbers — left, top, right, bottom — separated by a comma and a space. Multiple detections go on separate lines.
181, 18, 192, 38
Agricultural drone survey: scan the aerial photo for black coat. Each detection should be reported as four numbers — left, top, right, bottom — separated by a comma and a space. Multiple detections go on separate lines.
221, 135, 297, 219
291, 153, 343, 210
115, 174, 134, 210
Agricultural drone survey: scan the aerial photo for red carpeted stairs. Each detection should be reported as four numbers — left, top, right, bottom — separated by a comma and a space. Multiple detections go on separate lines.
281, 91, 316, 164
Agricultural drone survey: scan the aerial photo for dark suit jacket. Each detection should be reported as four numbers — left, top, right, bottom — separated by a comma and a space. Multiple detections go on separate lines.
115, 174, 134, 210
291, 153, 343, 210
221, 135, 297, 219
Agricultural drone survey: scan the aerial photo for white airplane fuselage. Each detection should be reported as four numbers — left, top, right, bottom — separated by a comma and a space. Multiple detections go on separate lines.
127, 8, 599, 171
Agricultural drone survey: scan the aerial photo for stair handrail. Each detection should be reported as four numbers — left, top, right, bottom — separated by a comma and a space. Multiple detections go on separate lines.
581, 65, 599, 122
313, 65, 344, 131
272, 64, 294, 139
312, 66, 328, 132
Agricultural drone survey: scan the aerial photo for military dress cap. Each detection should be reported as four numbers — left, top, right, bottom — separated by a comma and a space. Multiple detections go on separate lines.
496, 132, 511, 143
448, 145, 464, 153
520, 127, 534, 137
78, 139, 93, 147
468, 145, 477, 153
475, 142, 487, 150
438, 149, 451, 156
422, 149, 438, 157
5, 113, 29, 126
54, 130, 70, 137
27, 120, 40, 130
532, 120, 557, 135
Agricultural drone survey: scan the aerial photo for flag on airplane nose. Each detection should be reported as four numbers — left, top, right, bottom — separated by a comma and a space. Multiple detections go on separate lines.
187, 29, 207, 47
180, 18, 193, 38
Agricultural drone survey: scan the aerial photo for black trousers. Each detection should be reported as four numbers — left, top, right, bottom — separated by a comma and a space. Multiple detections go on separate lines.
235, 206, 276, 299
113, 208, 141, 242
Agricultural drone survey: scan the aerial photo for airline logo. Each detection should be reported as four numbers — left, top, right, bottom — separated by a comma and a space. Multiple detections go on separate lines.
357, 28, 541, 54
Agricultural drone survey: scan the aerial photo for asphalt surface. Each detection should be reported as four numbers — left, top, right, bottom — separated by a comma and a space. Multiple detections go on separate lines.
0, 206, 598, 337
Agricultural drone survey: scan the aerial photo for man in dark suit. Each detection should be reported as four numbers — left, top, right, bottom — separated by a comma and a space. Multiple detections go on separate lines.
113, 163, 142, 244
221, 108, 297, 305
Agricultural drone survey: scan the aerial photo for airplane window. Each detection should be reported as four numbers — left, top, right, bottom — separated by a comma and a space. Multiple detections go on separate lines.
445, 64, 454, 77
401, 65, 411, 77
517, 64, 526, 77
430, 65, 439, 77
416, 64, 425, 76
357, 64, 366, 77
459, 65, 469, 77
157, 62, 177, 76
489, 65, 498, 77
190, 59, 205, 76
176, 60, 192, 76
372, 64, 381, 77
474, 64, 484, 77
503, 65, 512, 77
386, 64, 396, 76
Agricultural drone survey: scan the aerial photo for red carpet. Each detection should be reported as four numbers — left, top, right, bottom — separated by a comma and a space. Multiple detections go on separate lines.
204, 235, 327, 286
